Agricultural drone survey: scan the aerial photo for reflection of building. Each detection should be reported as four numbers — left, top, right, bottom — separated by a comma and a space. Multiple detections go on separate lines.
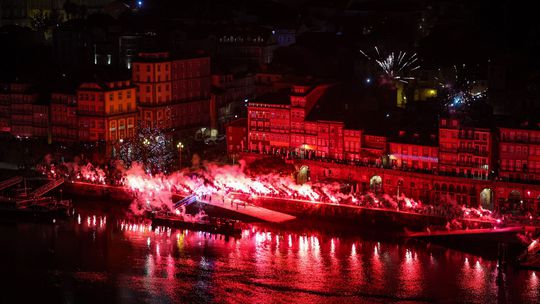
132, 52, 211, 130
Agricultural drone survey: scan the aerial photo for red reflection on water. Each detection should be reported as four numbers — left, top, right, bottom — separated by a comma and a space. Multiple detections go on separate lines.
398, 248, 422, 298
84, 219, 535, 303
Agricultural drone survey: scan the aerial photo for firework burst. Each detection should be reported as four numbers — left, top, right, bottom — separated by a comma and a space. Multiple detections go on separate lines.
360, 46, 420, 83
436, 64, 488, 108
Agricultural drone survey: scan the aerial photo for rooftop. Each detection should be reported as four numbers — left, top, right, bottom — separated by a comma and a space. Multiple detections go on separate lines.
251, 89, 291, 105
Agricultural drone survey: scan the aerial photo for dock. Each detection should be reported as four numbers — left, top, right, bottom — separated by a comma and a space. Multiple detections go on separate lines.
404, 226, 524, 241
28, 178, 64, 198
0, 176, 23, 191
199, 196, 296, 223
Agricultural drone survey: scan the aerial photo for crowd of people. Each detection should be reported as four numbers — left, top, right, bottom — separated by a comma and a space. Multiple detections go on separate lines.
35, 155, 540, 229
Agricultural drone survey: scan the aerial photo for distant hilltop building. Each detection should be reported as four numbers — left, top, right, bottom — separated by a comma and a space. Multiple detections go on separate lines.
0, 0, 113, 27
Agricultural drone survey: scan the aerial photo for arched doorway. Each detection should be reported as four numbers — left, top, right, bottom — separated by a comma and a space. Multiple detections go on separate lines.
297, 165, 310, 184
480, 188, 493, 210
370, 175, 382, 193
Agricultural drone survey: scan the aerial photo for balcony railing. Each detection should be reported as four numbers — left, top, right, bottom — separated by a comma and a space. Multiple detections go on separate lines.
457, 147, 489, 156
457, 161, 487, 168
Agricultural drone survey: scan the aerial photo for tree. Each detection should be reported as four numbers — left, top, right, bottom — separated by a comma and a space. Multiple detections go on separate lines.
117, 127, 176, 174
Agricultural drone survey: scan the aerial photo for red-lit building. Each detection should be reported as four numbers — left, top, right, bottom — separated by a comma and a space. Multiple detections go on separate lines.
132, 52, 211, 129
0, 83, 50, 139
0, 83, 10, 133
498, 125, 540, 182
245, 82, 389, 163
32, 104, 49, 138
225, 118, 248, 160
343, 129, 362, 162
439, 117, 493, 180
77, 78, 137, 144
362, 132, 388, 165
50, 92, 78, 143
248, 90, 291, 153
388, 131, 438, 172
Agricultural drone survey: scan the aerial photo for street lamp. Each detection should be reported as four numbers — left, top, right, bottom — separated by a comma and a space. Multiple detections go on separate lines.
177, 142, 184, 168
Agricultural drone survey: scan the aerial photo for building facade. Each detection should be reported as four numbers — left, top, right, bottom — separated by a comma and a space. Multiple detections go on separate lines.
77, 79, 137, 143
0, 83, 50, 139
226, 118, 248, 161
388, 137, 438, 172
246, 83, 386, 162
499, 126, 540, 183
132, 52, 211, 130
439, 117, 492, 180
50, 92, 78, 143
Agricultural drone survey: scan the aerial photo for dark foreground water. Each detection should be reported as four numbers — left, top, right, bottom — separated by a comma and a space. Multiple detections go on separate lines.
0, 200, 538, 304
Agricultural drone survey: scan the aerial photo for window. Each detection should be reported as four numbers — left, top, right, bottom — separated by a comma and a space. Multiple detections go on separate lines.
109, 94, 113, 101
110, 105, 114, 113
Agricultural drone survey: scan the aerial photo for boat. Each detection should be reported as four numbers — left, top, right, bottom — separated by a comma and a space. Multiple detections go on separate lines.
0, 196, 72, 220
518, 238, 540, 270
0, 176, 71, 220
150, 211, 242, 237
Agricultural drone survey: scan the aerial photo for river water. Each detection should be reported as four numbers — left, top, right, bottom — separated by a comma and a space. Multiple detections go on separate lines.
0, 200, 538, 304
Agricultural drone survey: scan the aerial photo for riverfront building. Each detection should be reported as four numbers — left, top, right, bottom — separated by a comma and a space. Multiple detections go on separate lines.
228, 81, 540, 215
132, 52, 211, 130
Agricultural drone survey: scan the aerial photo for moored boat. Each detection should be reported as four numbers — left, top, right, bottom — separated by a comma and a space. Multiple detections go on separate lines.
0, 196, 72, 220
150, 212, 242, 237
518, 238, 540, 269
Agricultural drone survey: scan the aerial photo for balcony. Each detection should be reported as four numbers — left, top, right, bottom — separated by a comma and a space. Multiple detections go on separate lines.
437, 170, 489, 180
439, 148, 458, 153
457, 147, 489, 156
456, 161, 489, 170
